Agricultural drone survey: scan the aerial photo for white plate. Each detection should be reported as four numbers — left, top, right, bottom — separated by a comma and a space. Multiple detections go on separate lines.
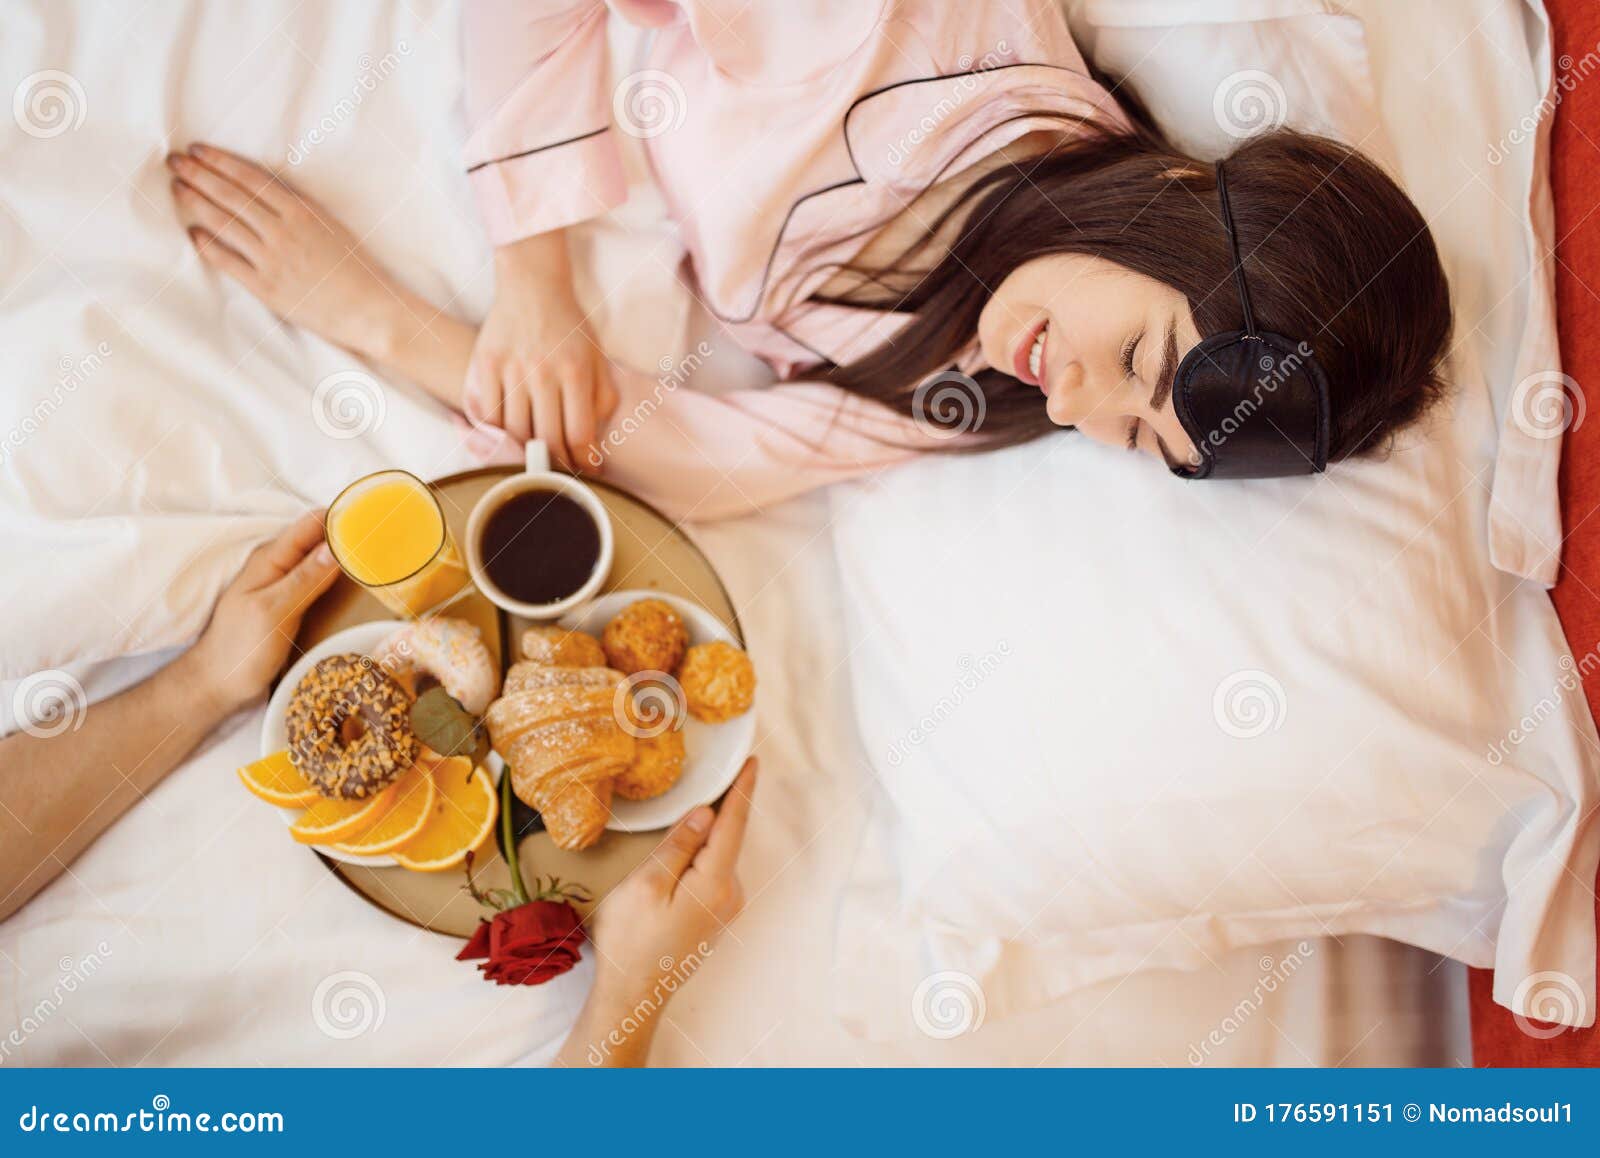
257, 620, 501, 868
559, 590, 755, 833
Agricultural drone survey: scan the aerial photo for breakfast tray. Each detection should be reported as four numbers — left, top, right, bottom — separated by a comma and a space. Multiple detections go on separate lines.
289, 466, 744, 937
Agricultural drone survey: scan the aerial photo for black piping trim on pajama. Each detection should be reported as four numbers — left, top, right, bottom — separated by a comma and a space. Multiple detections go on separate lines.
709, 61, 1096, 328
464, 126, 611, 175
459, 63, 1097, 343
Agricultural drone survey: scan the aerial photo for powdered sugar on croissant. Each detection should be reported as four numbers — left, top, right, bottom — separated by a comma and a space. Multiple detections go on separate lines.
484, 657, 634, 850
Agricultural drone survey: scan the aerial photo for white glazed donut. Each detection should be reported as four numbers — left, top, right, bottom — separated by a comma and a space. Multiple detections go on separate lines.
378, 617, 497, 716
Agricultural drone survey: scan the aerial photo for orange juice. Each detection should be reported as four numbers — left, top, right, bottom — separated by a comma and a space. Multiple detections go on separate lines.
326, 471, 469, 617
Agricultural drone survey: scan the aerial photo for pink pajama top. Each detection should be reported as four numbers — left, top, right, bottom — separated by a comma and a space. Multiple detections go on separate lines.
462, 0, 1123, 518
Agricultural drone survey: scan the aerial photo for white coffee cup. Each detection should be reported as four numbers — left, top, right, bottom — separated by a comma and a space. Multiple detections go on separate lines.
466, 440, 613, 620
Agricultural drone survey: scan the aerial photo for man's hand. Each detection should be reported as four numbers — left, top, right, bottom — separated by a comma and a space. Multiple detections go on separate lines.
556, 758, 758, 1066
188, 511, 341, 715
464, 233, 618, 473
0, 509, 339, 922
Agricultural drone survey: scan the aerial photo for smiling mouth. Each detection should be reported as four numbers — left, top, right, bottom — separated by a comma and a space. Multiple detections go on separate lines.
1012, 318, 1048, 388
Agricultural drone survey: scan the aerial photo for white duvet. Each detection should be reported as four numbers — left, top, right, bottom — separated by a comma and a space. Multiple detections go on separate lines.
0, 0, 1580, 1064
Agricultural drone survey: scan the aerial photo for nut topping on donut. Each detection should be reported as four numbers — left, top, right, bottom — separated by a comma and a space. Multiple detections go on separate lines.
285, 654, 419, 800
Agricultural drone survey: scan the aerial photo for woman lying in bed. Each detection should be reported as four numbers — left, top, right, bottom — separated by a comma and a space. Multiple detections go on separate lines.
167, 0, 1451, 510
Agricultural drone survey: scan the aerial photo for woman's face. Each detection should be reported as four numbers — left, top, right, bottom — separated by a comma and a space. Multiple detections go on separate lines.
978, 252, 1201, 468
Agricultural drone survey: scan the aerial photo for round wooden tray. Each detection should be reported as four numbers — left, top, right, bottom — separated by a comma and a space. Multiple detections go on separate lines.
288, 467, 744, 938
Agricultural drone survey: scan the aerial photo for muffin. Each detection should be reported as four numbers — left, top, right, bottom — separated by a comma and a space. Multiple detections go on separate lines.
614, 729, 687, 801
678, 641, 756, 723
602, 598, 688, 676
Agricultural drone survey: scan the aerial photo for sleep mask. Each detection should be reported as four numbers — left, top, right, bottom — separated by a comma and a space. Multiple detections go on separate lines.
1169, 161, 1331, 480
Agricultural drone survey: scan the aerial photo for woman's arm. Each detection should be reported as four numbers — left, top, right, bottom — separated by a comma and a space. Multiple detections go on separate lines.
0, 514, 339, 923
167, 132, 934, 519
555, 758, 757, 1067
366, 297, 929, 519
589, 366, 932, 520
460, 0, 624, 247
460, 0, 626, 471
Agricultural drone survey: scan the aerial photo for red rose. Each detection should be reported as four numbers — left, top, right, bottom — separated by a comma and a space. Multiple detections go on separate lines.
457, 900, 585, 986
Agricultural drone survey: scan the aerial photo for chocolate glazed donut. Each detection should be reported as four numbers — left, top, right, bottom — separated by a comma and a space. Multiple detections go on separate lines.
286, 654, 419, 800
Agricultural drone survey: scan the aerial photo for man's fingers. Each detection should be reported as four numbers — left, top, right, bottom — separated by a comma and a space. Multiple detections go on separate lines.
693, 758, 758, 880
264, 540, 340, 620
643, 806, 714, 889
238, 511, 328, 588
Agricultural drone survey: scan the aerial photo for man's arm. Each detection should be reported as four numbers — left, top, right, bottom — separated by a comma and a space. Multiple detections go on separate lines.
0, 512, 339, 923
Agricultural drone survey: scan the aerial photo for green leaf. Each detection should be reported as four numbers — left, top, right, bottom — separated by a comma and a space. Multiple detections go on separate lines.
530, 875, 594, 905
409, 686, 482, 758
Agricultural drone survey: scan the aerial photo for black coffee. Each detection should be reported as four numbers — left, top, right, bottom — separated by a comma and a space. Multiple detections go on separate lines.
480, 489, 600, 606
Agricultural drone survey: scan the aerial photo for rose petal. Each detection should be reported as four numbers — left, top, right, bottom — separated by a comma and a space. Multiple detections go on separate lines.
491, 902, 584, 955
482, 947, 581, 986
456, 920, 493, 961
463, 902, 585, 985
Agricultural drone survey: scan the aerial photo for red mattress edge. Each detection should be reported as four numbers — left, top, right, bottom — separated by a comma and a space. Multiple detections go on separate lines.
1468, 0, 1600, 1067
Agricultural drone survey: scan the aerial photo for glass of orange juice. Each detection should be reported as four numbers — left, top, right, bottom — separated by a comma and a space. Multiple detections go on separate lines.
325, 470, 471, 618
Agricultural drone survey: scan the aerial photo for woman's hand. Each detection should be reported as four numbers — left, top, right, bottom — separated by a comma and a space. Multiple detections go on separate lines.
555, 757, 758, 1066
168, 145, 401, 359
188, 511, 341, 715
465, 233, 618, 473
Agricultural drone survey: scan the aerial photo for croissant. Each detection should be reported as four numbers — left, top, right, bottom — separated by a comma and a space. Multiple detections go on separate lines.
485, 659, 635, 850
519, 625, 607, 669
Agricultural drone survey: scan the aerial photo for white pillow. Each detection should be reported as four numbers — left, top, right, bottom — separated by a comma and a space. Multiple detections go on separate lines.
1067, 0, 1389, 163
830, 436, 1597, 1035
1066, 0, 1563, 583
829, 0, 1596, 1037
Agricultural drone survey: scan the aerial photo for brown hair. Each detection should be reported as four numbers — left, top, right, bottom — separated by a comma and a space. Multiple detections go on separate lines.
811, 115, 1453, 463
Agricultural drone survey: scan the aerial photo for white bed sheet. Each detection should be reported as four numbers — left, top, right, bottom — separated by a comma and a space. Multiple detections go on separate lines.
1, 0, 1543, 1064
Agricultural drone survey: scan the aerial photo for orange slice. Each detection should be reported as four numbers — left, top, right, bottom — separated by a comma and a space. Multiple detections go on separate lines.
391, 758, 498, 873
288, 779, 400, 845
330, 766, 438, 856
238, 749, 322, 808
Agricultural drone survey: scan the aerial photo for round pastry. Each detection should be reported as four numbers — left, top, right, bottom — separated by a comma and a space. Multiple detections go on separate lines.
285, 654, 419, 799
678, 641, 756, 723
520, 625, 606, 668
615, 671, 683, 737
601, 598, 688, 676
379, 617, 497, 715
615, 728, 686, 801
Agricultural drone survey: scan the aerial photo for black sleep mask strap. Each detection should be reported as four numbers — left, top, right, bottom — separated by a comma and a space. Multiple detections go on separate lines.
1169, 162, 1332, 480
